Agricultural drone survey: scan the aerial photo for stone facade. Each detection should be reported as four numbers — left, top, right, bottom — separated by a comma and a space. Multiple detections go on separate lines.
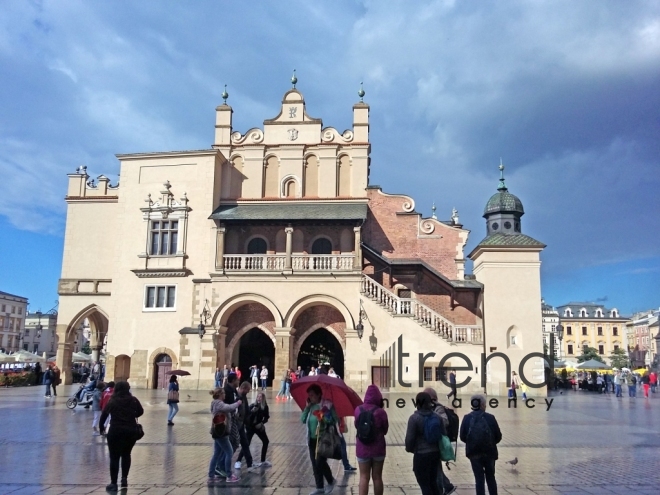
55, 84, 546, 396
0, 291, 28, 353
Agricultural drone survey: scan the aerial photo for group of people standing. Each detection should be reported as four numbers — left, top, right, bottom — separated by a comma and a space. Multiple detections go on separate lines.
613, 370, 657, 398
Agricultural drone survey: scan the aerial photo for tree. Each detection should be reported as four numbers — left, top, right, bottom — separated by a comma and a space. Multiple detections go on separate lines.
81, 341, 92, 355
577, 346, 604, 363
609, 347, 629, 369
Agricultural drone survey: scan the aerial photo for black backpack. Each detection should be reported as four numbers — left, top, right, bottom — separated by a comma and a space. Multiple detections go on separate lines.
466, 412, 493, 453
444, 407, 460, 442
356, 406, 377, 444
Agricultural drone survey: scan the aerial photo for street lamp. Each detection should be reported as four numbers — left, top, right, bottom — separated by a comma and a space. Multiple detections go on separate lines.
357, 300, 377, 353
198, 300, 211, 339
35, 310, 43, 339
555, 324, 564, 360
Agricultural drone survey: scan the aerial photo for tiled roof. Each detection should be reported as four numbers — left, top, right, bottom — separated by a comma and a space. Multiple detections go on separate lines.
476, 233, 545, 248
209, 202, 368, 221
484, 191, 524, 216
556, 302, 627, 319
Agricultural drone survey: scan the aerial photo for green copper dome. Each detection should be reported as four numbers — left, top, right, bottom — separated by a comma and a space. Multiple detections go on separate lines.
483, 191, 524, 217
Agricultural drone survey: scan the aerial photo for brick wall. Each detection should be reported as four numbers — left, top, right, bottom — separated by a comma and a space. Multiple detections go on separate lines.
225, 303, 276, 345
291, 305, 346, 339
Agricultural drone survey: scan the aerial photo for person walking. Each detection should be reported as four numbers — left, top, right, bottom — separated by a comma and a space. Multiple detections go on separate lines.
43, 366, 53, 398
260, 365, 268, 391
338, 417, 357, 473
641, 372, 651, 398
51, 365, 61, 397
650, 370, 657, 393
207, 387, 242, 485
509, 371, 520, 400
238, 391, 272, 467
100, 381, 115, 434
614, 371, 623, 397
275, 369, 288, 400
603, 373, 610, 394
214, 368, 222, 388
446, 370, 457, 400
423, 388, 457, 495
251, 365, 259, 390
234, 382, 257, 472
167, 375, 180, 425
99, 381, 144, 492
34, 362, 42, 386
628, 373, 637, 398
92, 381, 105, 436
405, 392, 443, 495
285, 369, 293, 400
220, 365, 229, 387
354, 384, 388, 495
301, 384, 338, 495
459, 394, 502, 495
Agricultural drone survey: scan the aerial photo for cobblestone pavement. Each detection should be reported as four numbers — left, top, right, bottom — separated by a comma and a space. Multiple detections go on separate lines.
0, 384, 659, 494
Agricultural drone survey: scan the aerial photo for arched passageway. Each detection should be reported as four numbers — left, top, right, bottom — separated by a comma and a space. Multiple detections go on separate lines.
297, 328, 344, 379
153, 353, 172, 389
234, 327, 275, 388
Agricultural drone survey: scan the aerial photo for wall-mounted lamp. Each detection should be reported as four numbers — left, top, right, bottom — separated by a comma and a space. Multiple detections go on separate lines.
357, 300, 378, 353
198, 300, 211, 339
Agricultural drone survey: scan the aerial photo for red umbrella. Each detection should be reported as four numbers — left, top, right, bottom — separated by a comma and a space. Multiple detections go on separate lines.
290, 374, 363, 417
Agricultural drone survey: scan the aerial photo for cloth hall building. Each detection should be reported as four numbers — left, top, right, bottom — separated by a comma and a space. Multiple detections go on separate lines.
56, 83, 546, 396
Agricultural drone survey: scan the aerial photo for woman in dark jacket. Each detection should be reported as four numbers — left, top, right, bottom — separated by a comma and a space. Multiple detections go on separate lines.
99, 381, 144, 492
238, 391, 271, 466
354, 384, 389, 495
405, 392, 443, 495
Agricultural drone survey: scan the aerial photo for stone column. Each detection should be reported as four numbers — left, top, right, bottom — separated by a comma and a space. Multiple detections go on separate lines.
215, 325, 228, 369
353, 226, 362, 270
215, 225, 226, 272
274, 327, 293, 390
55, 329, 74, 385
284, 226, 294, 270
91, 344, 103, 364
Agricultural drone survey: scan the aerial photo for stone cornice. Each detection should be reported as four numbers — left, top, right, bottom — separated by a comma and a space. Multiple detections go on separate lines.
131, 269, 192, 278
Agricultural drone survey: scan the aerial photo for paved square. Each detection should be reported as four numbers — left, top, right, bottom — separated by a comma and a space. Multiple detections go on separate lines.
0, 385, 659, 494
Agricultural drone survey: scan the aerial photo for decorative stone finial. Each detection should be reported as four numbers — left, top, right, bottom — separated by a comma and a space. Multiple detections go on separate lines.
291, 69, 297, 88
431, 202, 437, 219
451, 207, 459, 225
498, 158, 507, 192
221, 85, 228, 104
358, 81, 365, 102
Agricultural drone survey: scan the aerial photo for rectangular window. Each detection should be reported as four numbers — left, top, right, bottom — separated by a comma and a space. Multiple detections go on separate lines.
582, 326, 588, 336
25, 329, 29, 336
1, 304, 5, 312
614, 345, 619, 351
33, 344, 38, 353
23, 343, 28, 351
423, 367, 432, 382
566, 326, 572, 336
567, 344, 574, 355
597, 327, 603, 336
144, 285, 176, 310
613, 327, 618, 336
598, 345, 604, 355
150, 220, 179, 255
18, 308, 22, 315
435, 366, 447, 382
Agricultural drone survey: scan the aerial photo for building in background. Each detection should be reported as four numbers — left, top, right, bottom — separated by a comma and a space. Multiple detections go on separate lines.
557, 303, 628, 365
629, 310, 659, 368
23, 311, 59, 357
0, 291, 28, 353
542, 300, 560, 359
55, 81, 546, 394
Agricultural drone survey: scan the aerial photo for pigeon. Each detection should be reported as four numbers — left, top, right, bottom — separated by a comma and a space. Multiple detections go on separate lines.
187, 394, 192, 401
506, 457, 518, 466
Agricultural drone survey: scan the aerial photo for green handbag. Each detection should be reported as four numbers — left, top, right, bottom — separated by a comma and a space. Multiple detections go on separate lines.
439, 435, 455, 462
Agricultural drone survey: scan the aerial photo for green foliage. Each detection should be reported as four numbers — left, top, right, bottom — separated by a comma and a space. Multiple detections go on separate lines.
81, 341, 92, 355
577, 346, 605, 363
0, 372, 39, 387
609, 347, 629, 369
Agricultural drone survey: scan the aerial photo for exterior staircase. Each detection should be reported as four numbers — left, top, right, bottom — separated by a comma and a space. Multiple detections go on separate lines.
360, 275, 483, 345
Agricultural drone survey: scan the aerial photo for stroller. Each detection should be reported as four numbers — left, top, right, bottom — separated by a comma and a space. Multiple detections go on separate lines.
66, 379, 97, 409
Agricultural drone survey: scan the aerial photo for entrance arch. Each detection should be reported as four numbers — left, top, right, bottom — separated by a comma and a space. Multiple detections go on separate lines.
148, 347, 178, 389
233, 327, 275, 388
297, 328, 345, 378
153, 353, 172, 390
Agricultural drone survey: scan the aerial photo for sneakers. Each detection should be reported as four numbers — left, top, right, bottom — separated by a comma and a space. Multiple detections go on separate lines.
93, 431, 101, 437
324, 479, 336, 494
167, 421, 174, 426
226, 474, 240, 483
344, 465, 357, 472
234, 461, 242, 469
206, 477, 218, 486
309, 489, 324, 495
214, 467, 227, 478
105, 484, 118, 492
247, 466, 260, 473
261, 461, 272, 467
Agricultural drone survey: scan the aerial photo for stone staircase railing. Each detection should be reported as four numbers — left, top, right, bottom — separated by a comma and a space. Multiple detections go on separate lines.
360, 275, 483, 344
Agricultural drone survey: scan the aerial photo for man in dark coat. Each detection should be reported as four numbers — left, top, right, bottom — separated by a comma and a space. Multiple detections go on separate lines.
459, 394, 502, 495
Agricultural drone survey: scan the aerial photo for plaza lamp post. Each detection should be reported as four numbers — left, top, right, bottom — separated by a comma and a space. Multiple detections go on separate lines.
197, 300, 211, 390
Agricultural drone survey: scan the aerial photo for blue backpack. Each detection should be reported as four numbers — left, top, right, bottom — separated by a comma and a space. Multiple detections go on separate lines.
423, 413, 443, 444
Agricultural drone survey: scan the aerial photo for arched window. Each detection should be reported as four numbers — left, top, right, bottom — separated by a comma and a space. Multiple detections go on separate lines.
311, 238, 332, 254
304, 155, 319, 197
564, 309, 573, 317
337, 155, 351, 196
286, 180, 297, 198
247, 237, 268, 254
580, 308, 588, 318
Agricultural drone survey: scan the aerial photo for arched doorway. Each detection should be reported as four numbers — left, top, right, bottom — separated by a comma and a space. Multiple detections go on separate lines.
114, 355, 131, 382
153, 353, 172, 389
297, 328, 344, 379
234, 328, 275, 388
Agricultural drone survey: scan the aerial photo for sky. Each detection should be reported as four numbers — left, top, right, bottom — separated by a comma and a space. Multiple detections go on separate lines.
0, 0, 659, 316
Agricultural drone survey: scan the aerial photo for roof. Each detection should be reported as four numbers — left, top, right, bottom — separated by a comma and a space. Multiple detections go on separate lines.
556, 302, 626, 320
209, 202, 368, 222
483, 191, 524, 217
475, 233, 545, 248
0, 290, 28, 301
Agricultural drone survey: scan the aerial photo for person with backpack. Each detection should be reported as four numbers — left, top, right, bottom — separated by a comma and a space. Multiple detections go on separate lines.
424, 388, 458, 495
459, 394, 502, 495
628, 373, 637, 398
405, 392, 444, 495
207, 387, 242, 485
354, 384, 388, 495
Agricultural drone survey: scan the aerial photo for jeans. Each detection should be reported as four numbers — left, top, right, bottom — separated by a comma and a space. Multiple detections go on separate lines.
435, 461, 454, 493
208, 436, 233, 477
629, 384, 636, 397
168, 403, 179, 422
277, 381, 286, 396
615, 384, 622, 397
261, 378, 267, 390
44, 383, 52, 396
237, 425, 253, 467
107, 428, 137, 484
285, 382, 291, 397
214, 379, 221, 388
93, 411, 101, 429
469, 457, 498, 495
238, 427, 269, 463
339, 434, 352, 469
652, 384, 657, 393
413, 452, 441, 495
308, 437, 334, 489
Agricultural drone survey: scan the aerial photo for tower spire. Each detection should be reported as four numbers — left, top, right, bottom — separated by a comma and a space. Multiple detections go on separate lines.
221, 84, 228, 105
291, 69, 297, 89
498, 158, 507, 192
